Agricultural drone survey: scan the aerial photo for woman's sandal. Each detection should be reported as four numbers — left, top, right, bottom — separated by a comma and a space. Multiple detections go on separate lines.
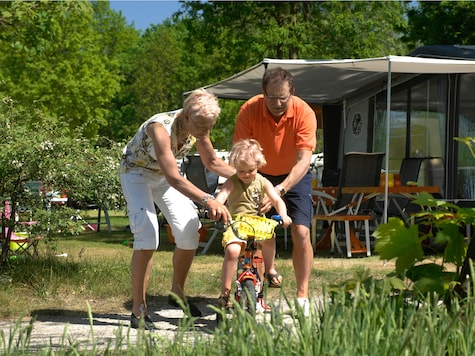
266, 273, 283, 288
217, 294, 233, 309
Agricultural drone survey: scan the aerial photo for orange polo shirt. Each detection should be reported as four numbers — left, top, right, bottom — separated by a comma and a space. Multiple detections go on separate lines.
233, 94, 317, 176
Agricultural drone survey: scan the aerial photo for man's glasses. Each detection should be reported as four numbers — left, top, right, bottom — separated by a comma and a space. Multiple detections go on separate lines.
264, 93, 292, 103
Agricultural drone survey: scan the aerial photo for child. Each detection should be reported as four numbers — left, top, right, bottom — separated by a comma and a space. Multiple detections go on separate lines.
215, 139, 292, 312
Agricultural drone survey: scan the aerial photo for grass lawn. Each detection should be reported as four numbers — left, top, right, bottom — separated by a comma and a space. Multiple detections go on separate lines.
3, 211, 474, 356
0, 210, 394, 319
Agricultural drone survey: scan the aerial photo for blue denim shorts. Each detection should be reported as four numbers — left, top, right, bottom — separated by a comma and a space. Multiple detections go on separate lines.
261, 171, 313, 227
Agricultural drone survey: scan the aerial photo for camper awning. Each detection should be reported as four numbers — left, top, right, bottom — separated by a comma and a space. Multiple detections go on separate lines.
191, 54, 475, 223
195, 56, 475, 104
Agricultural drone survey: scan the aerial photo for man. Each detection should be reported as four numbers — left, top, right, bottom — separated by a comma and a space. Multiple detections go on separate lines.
233, 67, 317, 316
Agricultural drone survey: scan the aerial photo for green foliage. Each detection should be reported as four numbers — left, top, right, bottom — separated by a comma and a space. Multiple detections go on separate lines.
375, 217, 424, 273
129, 23, 187, 122
2, 0, 475, 147
4, 285, 475, 354
91, 0, 142, 140
0, 0, 130, 138
455, 137, 475, 161
2, 220, 475, 353
405, 0, 475, 46
169, 1, 410, 149
0, 98, 125, 265
373, 186, 475, 302
180, 1, 408, 67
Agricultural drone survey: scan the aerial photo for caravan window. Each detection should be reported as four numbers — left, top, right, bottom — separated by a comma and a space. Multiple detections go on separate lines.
457, 73, 475, 200
373, 76, 447, 173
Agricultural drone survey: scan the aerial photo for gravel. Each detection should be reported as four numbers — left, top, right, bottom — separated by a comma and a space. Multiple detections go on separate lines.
1, 298, 313, 353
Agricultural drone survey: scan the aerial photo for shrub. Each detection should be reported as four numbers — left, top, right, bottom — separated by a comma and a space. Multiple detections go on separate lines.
0, 98, 125, 264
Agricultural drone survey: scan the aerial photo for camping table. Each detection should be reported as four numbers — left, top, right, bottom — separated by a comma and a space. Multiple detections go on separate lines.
341, 185, 441, 223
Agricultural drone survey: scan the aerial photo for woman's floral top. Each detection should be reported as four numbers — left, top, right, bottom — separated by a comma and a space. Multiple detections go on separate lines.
119, 110, 195, 175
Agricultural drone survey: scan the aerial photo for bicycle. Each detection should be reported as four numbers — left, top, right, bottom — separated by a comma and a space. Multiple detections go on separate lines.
216, 214, 282, 323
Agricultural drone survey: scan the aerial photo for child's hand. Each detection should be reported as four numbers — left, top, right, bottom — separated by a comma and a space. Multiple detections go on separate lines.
281, 215, 292, 228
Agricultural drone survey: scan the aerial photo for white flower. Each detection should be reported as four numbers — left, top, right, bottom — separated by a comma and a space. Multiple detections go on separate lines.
11, 160, 23, 167
39, 141, 54, 150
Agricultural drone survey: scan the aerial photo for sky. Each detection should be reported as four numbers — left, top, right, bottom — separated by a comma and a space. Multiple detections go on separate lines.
109, 1, 183, 31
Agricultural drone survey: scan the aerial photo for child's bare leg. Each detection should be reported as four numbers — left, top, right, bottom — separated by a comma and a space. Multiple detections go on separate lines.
261, 237, 282, 287
221, 242, 242, 295
261, 238, 278, 276
255, 246, 265, 283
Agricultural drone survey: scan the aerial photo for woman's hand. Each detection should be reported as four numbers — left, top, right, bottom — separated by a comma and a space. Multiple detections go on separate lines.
206, 199, 231, 224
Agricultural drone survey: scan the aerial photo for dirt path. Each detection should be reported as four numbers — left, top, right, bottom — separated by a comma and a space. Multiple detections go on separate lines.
0, 298, 305, 352
0, 300, 216, 352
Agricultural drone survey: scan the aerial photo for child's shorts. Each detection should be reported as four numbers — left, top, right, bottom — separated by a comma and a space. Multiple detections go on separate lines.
222, 228, 246, 252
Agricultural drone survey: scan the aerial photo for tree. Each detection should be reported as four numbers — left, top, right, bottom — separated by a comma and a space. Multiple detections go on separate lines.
0, 1, 124, 137
128, 22, 187, 128
404, 1, 475, 47
92, 1, 142, 140
179, 1, 408, 68
164, 1, 409, 149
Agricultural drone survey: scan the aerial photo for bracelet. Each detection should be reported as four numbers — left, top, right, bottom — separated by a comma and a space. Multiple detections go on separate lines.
201, 193, 215, 207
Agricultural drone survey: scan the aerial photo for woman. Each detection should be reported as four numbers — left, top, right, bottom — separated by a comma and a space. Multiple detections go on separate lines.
120, 89, 234, 330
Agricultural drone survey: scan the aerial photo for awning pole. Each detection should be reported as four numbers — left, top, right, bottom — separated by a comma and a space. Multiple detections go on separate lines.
383, 60, 392, 224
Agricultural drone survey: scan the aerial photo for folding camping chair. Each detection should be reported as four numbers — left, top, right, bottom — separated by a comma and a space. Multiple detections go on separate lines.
1, 200, 43, 258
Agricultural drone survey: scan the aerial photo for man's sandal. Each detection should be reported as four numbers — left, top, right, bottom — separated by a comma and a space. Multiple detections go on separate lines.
266, 273, 283, 288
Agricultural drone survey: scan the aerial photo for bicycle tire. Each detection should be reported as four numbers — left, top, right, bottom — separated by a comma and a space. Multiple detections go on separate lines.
241, 279, 256, 316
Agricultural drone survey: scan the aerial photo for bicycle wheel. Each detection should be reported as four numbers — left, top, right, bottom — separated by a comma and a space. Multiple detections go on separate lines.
241, 279, 256, 316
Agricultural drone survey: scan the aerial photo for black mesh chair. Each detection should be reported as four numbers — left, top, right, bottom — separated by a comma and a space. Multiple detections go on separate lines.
313, 152, 385, 257
182, 154, 219, 201
399, 157, 425, 185
181, 154, 220, 254
387, 157, 444, 219
384, 157, 425, 218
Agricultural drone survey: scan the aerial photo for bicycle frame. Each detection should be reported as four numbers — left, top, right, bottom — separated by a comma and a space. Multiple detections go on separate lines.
235, 235, 263, 305
216, 215, 281, 319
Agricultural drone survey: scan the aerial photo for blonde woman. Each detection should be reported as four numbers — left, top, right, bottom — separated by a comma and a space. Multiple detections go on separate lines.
120, 89, 234, 330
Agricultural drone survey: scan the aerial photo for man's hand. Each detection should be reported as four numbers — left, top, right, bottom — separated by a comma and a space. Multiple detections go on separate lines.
258, 195, 273, 215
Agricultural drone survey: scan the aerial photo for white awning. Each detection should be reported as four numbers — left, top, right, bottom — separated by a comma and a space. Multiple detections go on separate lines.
190, 55, 475, 223
193, 56, 475, 104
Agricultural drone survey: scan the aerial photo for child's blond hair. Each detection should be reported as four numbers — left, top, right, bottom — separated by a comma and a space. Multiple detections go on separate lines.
228, 139, 266, 169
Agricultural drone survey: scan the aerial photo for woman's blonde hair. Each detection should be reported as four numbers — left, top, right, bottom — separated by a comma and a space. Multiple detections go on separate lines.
183, 88, 221, 126
228, 139, 267, 169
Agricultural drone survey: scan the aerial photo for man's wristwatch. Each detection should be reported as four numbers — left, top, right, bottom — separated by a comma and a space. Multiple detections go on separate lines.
275, 184, 286, 196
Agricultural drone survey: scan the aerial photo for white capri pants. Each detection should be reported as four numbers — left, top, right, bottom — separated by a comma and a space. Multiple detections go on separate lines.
120, 170, 201, 250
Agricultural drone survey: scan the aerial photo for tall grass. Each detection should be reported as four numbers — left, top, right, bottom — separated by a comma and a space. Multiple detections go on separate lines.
4, 286, 473, 355
163, 286, 475, 356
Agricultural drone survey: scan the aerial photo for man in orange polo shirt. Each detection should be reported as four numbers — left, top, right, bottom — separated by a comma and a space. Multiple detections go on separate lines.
233, 67, 317, 316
